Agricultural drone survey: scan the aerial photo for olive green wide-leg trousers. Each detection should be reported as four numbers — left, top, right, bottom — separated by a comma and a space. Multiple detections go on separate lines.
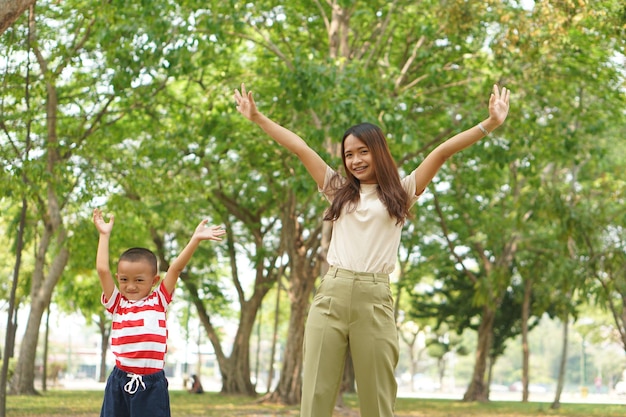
300, 266, 399, 417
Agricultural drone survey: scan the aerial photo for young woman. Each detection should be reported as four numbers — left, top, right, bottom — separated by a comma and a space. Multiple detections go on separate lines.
234, 83, 510, 417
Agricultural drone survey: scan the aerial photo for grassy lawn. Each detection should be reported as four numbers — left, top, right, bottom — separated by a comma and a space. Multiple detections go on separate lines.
6, 390, 626, 416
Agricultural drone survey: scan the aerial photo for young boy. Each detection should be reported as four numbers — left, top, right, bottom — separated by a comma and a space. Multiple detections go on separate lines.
92, 208, 225, 417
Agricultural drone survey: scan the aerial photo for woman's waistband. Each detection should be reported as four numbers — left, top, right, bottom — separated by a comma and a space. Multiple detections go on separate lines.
326, 265, 389, 282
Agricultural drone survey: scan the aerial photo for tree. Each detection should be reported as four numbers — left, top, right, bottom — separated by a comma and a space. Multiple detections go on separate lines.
2, 0, 207, 394
7, 5, 75, 393
405, 0, 626, 402
2, 0, 623, 406
0, 0, 35, 34
81, 63, 286, 395
226, 0, 503, 404
0, 199, 28, 416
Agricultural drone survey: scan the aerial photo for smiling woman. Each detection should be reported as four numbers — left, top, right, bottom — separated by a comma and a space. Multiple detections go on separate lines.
343, 132, 376, 183
234, 82, 510, 417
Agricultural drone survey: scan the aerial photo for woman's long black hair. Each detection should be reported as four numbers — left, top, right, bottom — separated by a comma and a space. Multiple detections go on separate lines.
323, 123, 411, 226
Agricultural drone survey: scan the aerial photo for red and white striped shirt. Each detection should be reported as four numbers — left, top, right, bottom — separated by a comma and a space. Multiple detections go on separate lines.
102, 281, 172, 375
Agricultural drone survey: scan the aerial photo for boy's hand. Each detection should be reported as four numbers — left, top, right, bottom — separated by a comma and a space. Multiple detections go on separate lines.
193, 219, 226, 241
93, 208, 114, 235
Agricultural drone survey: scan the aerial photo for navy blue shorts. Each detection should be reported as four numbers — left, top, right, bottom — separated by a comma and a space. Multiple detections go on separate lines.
100, 367, 171, 417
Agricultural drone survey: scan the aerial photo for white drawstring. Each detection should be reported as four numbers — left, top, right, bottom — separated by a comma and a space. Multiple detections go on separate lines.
124, 373, 146, 394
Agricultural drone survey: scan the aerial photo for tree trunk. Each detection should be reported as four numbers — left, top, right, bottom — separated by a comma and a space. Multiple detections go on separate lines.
486, 354, 495, 398
12, 15, 71, 394
219, 349, 255, 396
463, 306, 495, 402
11, 300, 46, 395
157, 213, 272, 398
409, 341, 418, 392
551, 313, 569, 410
42, 308, 50, 392
264, 193, 325, 405
521, 276, 532, 402
0, 0, 36, 34
266, 276, 282, 393
253, 306, 262, 392
328, 3, 352, 60
437, 356, 445, 392
218, 295, 260, 396
0, 197, 27, 415
180, 272, 268, 397
11, 241, 69, 395
265, 256, 318, 404
98, 315, 110, 383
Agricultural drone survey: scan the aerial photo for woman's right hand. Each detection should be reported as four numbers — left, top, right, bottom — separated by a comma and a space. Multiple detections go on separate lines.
234, 83, 259, 121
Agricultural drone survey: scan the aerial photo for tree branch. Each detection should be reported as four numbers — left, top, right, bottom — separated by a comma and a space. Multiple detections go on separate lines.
0, 0, 36, 35
431, 191, 478, 283
362, 0, 397, 66
394, 35, 425, 90
225, 30, 294, 71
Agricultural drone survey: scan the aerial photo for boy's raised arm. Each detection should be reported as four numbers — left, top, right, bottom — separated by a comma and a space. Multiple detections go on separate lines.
92, 208, 116, 301
162, 220, 226, 296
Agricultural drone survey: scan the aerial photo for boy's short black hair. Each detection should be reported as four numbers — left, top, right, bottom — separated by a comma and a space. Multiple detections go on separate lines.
118, 247, 158, 275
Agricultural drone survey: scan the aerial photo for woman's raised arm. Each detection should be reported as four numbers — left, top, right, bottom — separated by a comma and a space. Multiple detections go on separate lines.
234, 83, 328, 188
411, 84, 511, 196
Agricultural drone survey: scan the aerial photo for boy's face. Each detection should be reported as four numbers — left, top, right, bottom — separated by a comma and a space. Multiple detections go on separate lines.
116, 259, 160, 301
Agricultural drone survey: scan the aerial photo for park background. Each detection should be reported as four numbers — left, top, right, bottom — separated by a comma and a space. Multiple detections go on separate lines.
1, 0, 625, 416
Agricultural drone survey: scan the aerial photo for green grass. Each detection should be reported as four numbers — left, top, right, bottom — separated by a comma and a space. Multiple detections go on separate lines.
5, 390, 626, 416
